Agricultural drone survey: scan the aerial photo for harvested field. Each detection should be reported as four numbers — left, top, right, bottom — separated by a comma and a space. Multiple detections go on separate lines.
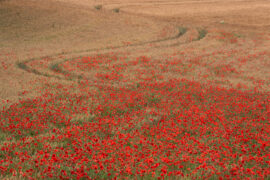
0, 0, 270, 179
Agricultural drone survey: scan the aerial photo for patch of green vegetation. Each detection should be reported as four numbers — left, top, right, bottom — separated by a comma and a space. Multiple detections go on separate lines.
17, 62, 28, 70
177, 27, 188, 37
113, 8, 120, 13
94, 5, 102, 10
196, 29, 207, 40
233, 32, 244, 38
49, 60, 79, 80
50, 63, 61, 72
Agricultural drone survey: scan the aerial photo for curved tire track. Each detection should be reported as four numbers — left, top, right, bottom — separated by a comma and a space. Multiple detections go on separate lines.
17, 27, 207, 81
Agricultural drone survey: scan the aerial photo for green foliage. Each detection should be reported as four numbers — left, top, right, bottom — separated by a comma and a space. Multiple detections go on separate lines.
50, 63, 61, 72
177, 27, 187, 37
17, 62, 28, 70
113, 8, 120, 13
94, 5, 102, 10
197, 29, 207, 40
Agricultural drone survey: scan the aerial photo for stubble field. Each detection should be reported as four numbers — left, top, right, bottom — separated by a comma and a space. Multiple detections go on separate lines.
0, 0, 270, 179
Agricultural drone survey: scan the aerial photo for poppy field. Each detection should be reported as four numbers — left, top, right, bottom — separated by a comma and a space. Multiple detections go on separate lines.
1, 30, 270, 179
1, 0, 270, 179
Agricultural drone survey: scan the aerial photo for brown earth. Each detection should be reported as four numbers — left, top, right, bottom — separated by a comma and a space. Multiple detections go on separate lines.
0, 0, 270, 107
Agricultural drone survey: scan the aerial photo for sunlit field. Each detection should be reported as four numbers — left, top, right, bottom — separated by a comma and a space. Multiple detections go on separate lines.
0, 0, 270, 179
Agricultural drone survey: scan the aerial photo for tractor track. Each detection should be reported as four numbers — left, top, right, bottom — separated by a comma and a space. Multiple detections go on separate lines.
17, 26, 207, 81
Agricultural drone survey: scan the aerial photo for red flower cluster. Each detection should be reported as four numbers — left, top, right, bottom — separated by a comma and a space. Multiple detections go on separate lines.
1, 45, 270, 179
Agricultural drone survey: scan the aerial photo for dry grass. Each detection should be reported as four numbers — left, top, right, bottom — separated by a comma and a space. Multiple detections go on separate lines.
0, 0, 175, 106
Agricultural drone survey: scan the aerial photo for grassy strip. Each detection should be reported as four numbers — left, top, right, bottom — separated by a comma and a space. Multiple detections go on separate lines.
16, 26, 188, 80
17, 60, 61, 79
196, 29, 207, 40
